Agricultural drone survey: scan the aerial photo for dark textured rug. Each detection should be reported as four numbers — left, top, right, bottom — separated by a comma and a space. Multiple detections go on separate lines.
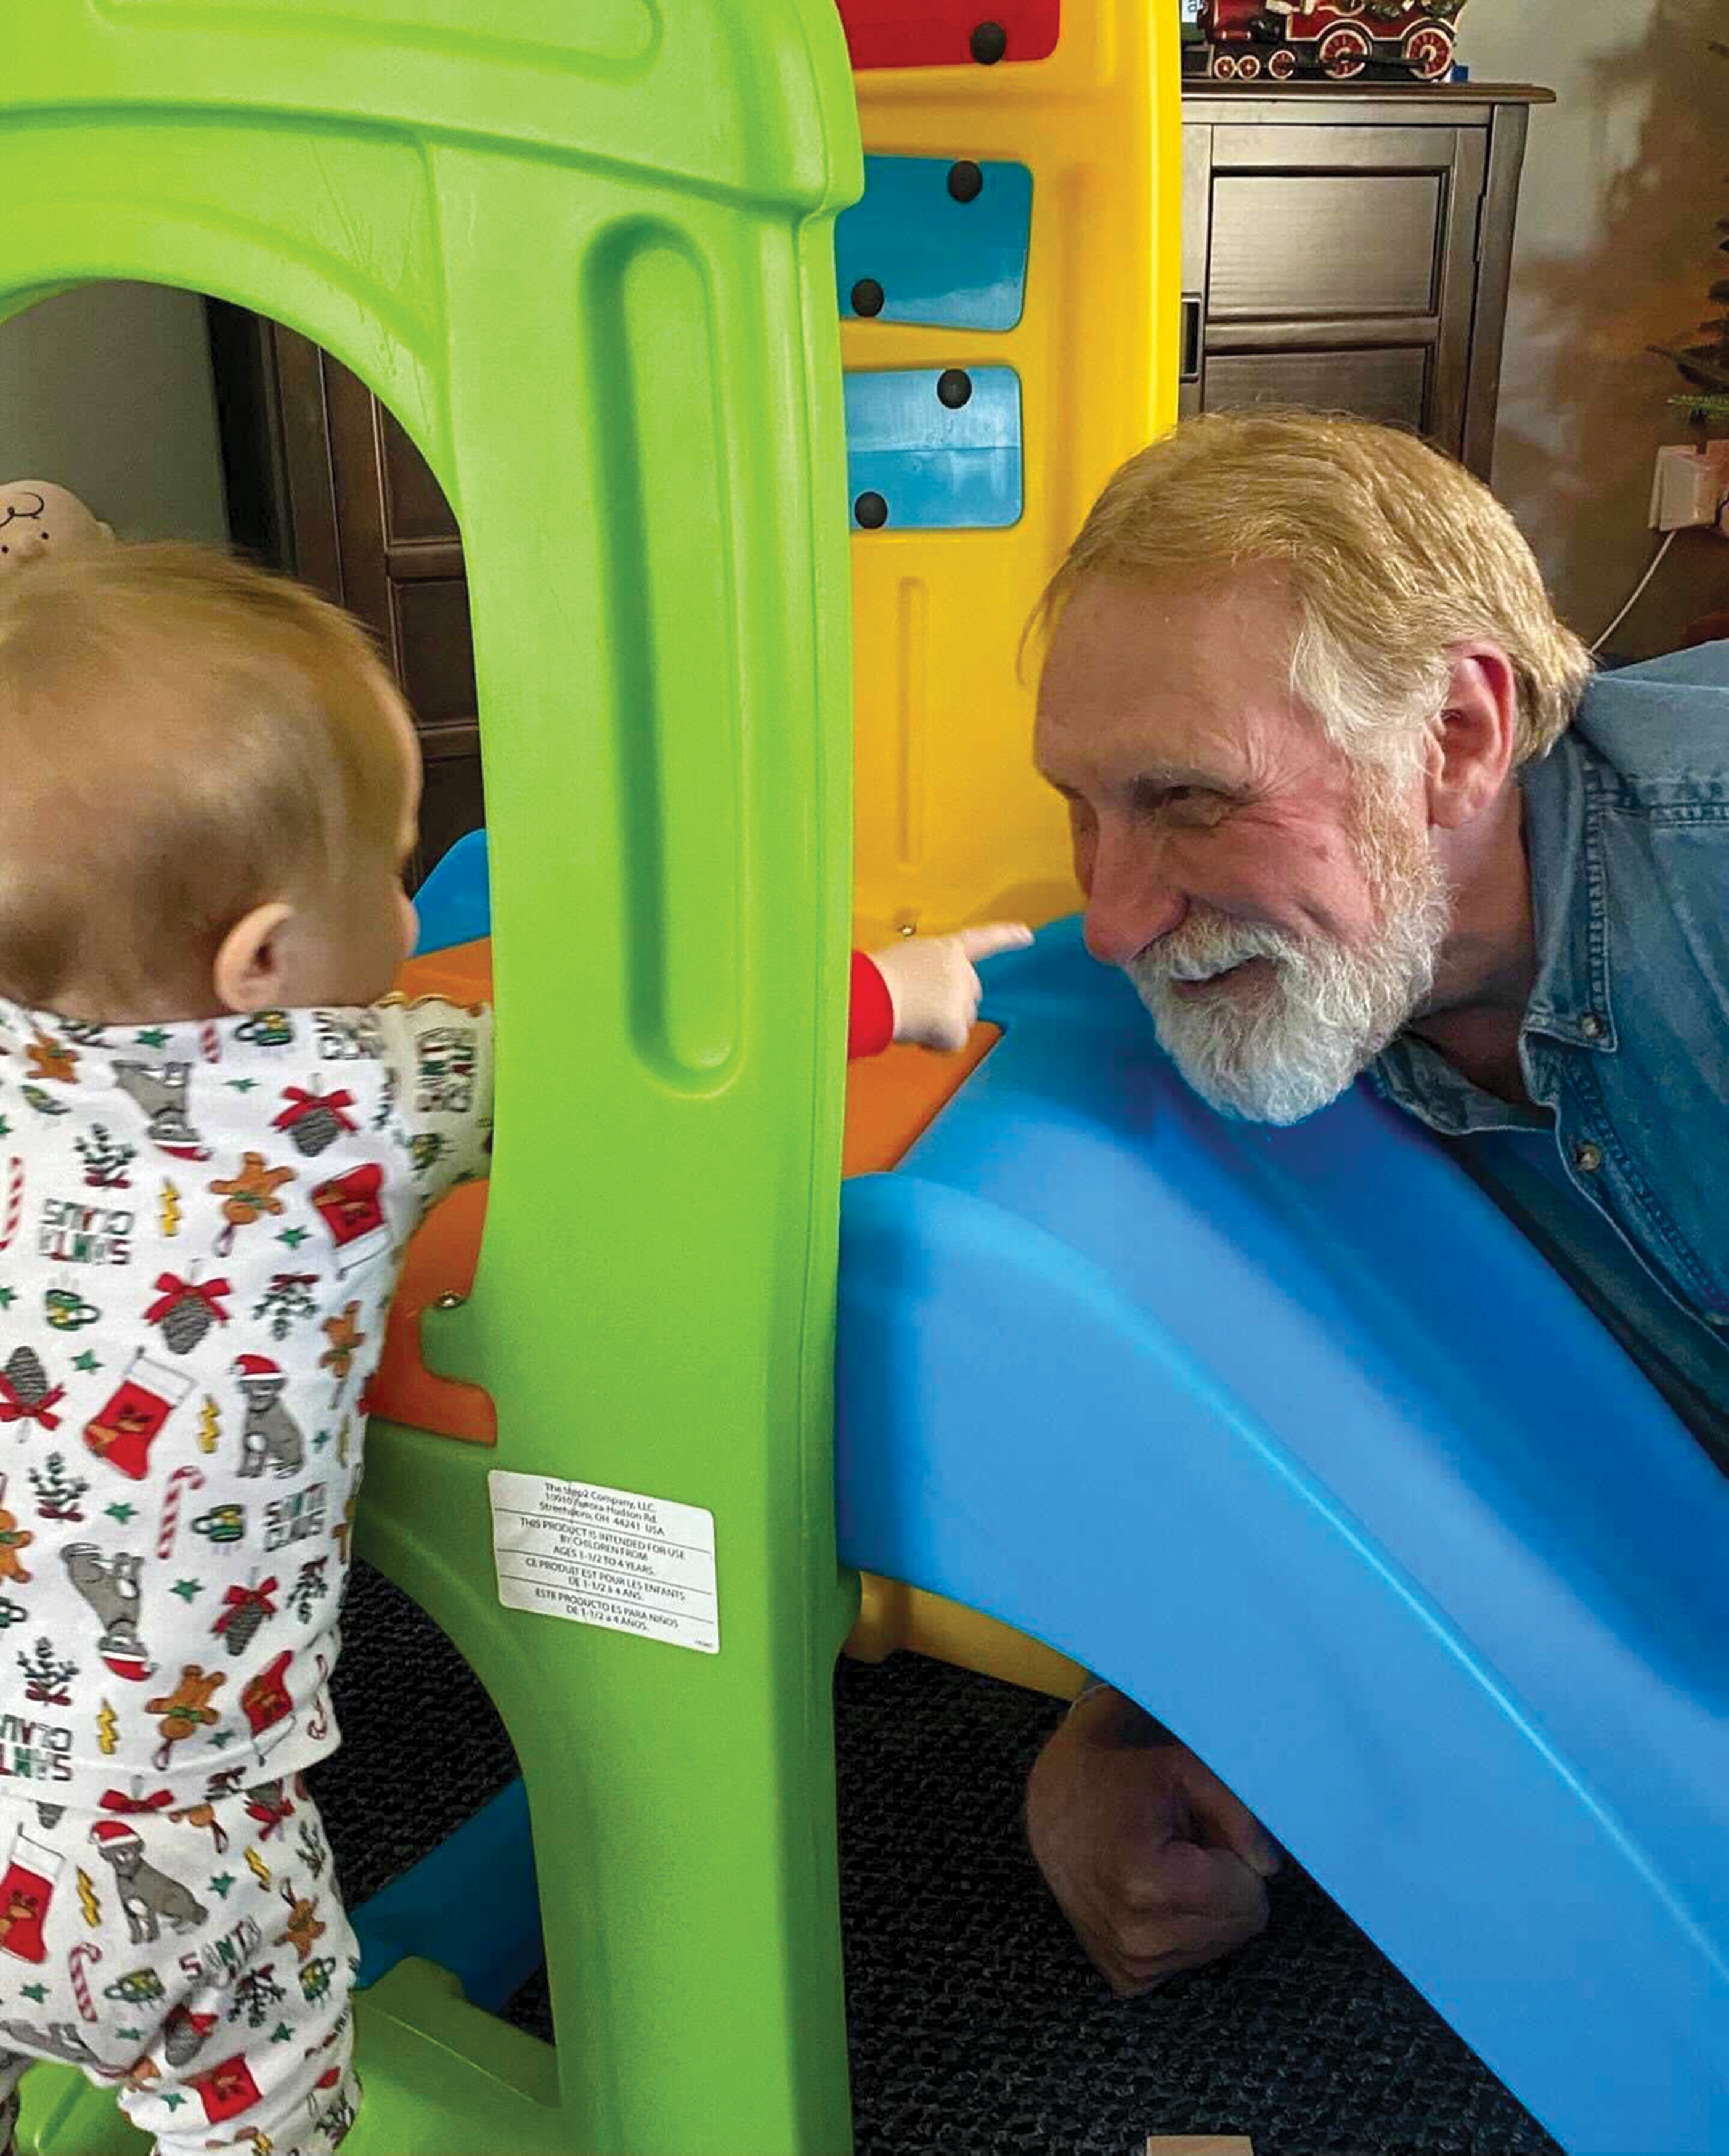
316, 1561, 1560, 2156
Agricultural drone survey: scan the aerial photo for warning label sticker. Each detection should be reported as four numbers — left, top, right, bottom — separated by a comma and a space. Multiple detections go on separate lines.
488, 1469, 719, 1656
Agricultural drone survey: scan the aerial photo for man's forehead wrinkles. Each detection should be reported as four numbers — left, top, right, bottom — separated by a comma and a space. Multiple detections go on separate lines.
1036, 715, 1251, 798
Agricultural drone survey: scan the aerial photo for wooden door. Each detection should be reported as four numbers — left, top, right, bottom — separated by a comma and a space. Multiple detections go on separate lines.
209, 306, 484, 885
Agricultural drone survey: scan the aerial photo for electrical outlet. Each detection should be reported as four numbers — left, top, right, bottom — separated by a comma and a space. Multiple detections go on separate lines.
1649, 441, 1729, 533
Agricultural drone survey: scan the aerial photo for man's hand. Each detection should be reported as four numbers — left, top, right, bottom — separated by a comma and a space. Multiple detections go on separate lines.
1025, 1686, 1281, 1996
869, 923, 1033, 1052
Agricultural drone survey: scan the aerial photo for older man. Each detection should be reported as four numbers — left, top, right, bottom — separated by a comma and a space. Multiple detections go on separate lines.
1023, 412, 1729, 1995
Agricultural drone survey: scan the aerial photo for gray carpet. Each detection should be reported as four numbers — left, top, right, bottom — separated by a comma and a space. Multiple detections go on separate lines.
315, 1561, 1561, 2156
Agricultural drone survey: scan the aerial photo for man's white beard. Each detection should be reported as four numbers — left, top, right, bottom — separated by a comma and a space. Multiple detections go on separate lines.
1125, 783, 1452, 1126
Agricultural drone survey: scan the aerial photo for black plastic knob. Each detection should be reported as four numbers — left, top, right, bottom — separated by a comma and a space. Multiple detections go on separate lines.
936, 369, 974, 410
854, 492, 889, 529
970, 20, 1008, 63
946, 160, 985, 204
850, 277, 885, 318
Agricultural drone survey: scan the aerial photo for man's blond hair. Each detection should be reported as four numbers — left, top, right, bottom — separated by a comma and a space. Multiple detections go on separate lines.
0, 543, 409, 1012
1041, 412, 1591, 773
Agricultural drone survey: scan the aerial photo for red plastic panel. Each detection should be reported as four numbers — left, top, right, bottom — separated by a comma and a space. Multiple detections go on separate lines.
836, 0, 1059, 70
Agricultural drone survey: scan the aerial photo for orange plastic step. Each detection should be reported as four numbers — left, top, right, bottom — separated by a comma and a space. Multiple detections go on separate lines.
368, 940, 995, 1443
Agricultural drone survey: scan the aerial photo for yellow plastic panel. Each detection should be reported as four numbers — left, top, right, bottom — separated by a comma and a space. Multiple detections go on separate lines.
845, 1575, 1088, 1699
845, 7, 1181, 941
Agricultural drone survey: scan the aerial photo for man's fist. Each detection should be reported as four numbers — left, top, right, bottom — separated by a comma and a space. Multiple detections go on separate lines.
1025, 1688, 1281, 1996
869, 923, 1033, 1052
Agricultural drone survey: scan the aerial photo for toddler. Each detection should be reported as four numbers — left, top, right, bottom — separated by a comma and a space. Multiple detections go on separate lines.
0, 543, 1023, 2154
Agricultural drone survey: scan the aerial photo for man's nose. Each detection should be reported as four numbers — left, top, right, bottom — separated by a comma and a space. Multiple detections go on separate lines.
1081, 820, 1187, 967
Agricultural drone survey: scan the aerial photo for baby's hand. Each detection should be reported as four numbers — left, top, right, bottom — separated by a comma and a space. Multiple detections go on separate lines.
869, 924, 1034, 1052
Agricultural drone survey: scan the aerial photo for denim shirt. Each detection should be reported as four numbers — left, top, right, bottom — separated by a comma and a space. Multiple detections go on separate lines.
1372, 642, 1729, 1359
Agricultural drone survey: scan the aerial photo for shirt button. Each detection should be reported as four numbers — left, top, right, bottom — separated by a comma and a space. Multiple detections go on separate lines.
1579, 1014, 1605, 1040
1573, 1141, 1604, 1173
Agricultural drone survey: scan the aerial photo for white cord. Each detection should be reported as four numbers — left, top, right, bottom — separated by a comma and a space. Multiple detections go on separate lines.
1590, 530, 1678, 654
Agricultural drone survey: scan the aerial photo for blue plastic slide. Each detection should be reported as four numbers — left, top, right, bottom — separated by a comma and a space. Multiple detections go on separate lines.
406, 844, 1727, 2148
835, 917, 1729, 2156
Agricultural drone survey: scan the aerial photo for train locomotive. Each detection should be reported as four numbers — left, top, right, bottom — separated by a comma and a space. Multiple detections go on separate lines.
1188, 0, 1463, 83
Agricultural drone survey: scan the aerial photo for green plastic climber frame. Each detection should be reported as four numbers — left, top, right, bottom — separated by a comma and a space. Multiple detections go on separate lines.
5, 3, 863, 2150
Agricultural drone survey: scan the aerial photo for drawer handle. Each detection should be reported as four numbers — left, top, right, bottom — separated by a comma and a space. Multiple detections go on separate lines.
1181, 295, 1203, 383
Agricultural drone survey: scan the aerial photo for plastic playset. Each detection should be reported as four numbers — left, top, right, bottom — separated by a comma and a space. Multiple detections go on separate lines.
2, 4, 1726, 2154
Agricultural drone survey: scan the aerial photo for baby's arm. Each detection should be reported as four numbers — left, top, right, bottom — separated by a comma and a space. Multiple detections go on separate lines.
860, 924, 1033, 1056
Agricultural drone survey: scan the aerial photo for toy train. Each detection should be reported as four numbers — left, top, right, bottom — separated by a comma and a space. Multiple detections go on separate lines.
1184, 0, 1463, 82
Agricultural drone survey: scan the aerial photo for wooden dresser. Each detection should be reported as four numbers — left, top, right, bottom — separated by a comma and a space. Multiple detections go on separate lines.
1180, 82, 1552, 478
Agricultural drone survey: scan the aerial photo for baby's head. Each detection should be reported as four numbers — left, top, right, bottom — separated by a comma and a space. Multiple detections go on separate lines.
0, 543, 421, 1022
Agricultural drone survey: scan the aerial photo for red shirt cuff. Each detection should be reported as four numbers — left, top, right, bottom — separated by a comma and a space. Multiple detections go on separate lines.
847, 950, 895, 1059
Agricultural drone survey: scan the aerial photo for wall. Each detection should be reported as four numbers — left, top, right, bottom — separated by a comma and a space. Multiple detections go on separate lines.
1458, 0, 1728, 656
0, 282, 229, 547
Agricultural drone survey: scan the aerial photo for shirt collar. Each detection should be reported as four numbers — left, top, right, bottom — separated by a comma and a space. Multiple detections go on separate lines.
1514, 728, 1617, 1055
1369, 1033, 1549, 1136
1370, 726, 1613, 1135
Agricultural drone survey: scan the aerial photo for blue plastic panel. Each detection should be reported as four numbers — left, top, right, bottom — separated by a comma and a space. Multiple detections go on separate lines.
837, 155, 1032, 330
351, 1779, 540, 2011
845, 366, 1022, 530
835, 917, 1729, 2156
412, 826, 491, 953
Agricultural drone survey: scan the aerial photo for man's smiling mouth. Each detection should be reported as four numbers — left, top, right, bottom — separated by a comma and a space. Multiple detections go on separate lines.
1166, 956, 1271, 995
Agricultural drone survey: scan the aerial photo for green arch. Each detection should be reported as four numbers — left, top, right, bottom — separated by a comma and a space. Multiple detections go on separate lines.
6, 6, 861, 2152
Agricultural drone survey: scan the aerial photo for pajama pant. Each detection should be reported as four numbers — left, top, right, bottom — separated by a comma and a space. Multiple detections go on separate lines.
0, 1789, 358, 2155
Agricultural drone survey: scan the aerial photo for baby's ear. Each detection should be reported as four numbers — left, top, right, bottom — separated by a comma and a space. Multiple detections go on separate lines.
213, 903, 295, 1014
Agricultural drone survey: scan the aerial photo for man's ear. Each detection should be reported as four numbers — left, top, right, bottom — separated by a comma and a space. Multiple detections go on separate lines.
213, 903, 295, 1014
1425, 644, 1519, 830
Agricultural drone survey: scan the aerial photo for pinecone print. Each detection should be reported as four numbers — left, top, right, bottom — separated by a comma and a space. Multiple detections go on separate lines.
2, 1349, 48, 1407
223, 1601, 266, 1657
160, 1295, 214, 1356
214, 1579, 279, 1659
285, 1104, 344, 1158
147, 1274, 232, 1356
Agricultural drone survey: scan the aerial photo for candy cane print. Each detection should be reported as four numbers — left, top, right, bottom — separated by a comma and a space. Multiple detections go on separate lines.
307, 1655, 331, 1744
70, 1939, 102, 2024
0, 1159, 21, 1255
157, 1464, 206, 1560
198, 1020, 222, 1066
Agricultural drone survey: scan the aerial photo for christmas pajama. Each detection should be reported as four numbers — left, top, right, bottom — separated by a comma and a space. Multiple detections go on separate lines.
0, 1789, 357, 2154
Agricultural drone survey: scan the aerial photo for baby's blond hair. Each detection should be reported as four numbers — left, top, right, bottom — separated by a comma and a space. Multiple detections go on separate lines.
0, 543, 409, 1012
1039, 412, 1591, 774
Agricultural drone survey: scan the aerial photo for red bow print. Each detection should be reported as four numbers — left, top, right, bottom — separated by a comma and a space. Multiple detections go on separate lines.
144, 1275, 233, 1325
272, 1087, 357, 1134
213, 1579, 280, 1633
0, 1377, 63, 1430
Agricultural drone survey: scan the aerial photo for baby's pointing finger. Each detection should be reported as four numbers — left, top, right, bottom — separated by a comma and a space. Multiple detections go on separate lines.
955, 922, 1035, 962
